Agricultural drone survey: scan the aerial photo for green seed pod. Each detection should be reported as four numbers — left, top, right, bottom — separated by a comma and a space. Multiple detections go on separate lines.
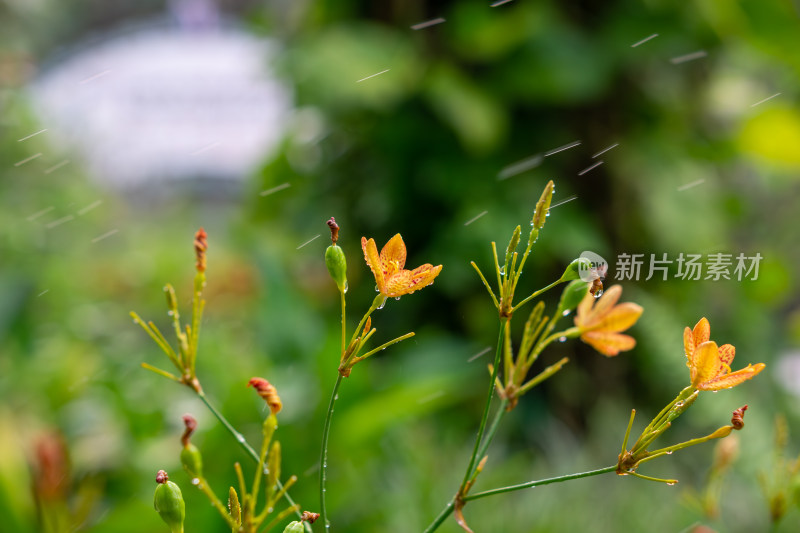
180, 443, 203, 478
325, 244, 348, 292
283, 521, 305, 533
154, 471, 185, 533
558, 280, 590, 313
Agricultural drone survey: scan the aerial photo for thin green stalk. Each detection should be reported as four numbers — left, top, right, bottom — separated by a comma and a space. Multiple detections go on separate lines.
463, 465, 617, 501
339, 290, 346, 357
319, 374, 345, 531
475, 398, 509, 464
422, 498, 456, 533
461, 320, 507, 489
511, 279, 563, 313
348, 294, 385, 348
196, 392, 309, 532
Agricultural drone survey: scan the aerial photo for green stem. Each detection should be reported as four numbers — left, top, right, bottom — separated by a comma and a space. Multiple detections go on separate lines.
463, 465, 617, 501
422, 498, 456, 533
319, 374, 345, 531
461, 320, 507, 489
196, 392, 309, 532
339, 289, 346, 357
475, 398, 509, 465
511, 279, 563, 314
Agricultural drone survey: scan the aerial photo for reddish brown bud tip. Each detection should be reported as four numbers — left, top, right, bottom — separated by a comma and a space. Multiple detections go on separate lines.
194, 228, 208, 273
327, 217, 339, 245
301, 511, 320, 523
156, 470, 169, 484
731, 405, 748, 430
181, 414, 197, 447
247, 377, 283, 415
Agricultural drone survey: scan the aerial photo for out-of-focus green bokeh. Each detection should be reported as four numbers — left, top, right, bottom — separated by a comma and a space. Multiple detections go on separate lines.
2, 1, 799, 532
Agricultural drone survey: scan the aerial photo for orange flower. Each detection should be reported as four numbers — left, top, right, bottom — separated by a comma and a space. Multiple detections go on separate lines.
684, 318, 765, 391
361, 234, 442, 298
574, 285, 643, 356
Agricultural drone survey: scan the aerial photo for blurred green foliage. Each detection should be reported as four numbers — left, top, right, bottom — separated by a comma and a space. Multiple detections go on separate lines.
2, 1, 800, 532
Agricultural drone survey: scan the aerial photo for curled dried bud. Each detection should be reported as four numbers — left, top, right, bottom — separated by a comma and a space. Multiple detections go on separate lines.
156, 470, 169, 484
301, 511, 320, 523
181, 415, 197, 447
194, 228, 207, 273
327, 217, 340, 245
731, 405, 748, 430
248, 377, 283, 415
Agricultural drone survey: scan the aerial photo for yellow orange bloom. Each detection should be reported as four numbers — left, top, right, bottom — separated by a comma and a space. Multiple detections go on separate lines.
684, 318, 765, 391
361, 234, 442, 298
574, 285, 643, 356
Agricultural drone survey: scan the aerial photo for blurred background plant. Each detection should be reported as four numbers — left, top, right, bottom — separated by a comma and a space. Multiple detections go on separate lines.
1, 0, 799, 531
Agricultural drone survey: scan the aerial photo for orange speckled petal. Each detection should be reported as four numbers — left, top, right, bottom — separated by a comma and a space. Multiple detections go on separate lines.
684, 327, 695, 365
581, 331, 636, 357
718, 344, 735, 366
697, 363, 765, 391
409, 263, 442, 291
585, 285, 623, 323
587, 302, 643, 333
361, 237, 386, 295
380, 234, 407, 274
691, 341, 720, 388
692, 317, 710, 347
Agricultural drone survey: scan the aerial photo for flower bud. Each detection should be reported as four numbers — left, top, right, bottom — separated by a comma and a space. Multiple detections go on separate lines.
325, 244, 348, 292
154, 471, 185, 533
228, 487, 241, 525
558, 280, 590, 313
532, 180, 554, 230
283, 521, 305, 533
504, 225, 521, 270
180, 444, 203, 478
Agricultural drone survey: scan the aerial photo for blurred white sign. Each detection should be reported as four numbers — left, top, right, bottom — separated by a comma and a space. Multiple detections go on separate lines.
31, 21, 291, 188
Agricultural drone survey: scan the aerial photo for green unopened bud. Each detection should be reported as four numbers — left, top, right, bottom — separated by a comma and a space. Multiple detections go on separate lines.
154, 471, 185, 533
504, 226, 521, 270
228, 487, 241, 525
558, 280, 590, 313
283, 521, 305, 533
180, 444, 203, 478
164, 284, 179, 313
559, 257, 593, 282
325, 244, 348, 292
532, 180, 554, 230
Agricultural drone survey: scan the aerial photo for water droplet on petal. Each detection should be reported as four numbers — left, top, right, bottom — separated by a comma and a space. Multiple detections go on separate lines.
395, 297, 401, 300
